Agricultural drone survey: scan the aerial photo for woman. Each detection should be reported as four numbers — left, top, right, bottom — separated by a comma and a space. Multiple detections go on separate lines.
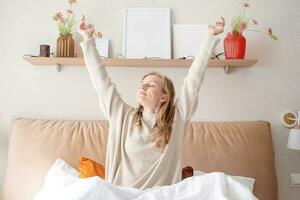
78, 16, 224, 190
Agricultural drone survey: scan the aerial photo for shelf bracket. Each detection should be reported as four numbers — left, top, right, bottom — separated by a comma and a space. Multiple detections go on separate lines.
224, 66, 230, 74
56, 63, 62, 72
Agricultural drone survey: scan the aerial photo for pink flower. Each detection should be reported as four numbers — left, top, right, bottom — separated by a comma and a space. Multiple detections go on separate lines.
67, 9, 73, 14
53, 0, 78, 35
228, 1, 278, 40
54, 12, 65, 23
53, 12, 64, 21
267, 27, 273, 35
68, 0, 77, 5
243, 2, 250, 7
240, 22, 248, 32
252, 19, 258, 25
57, 12, 63, 19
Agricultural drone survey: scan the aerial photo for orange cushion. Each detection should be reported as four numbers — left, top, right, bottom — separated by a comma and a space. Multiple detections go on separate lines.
78, 156, 105, 179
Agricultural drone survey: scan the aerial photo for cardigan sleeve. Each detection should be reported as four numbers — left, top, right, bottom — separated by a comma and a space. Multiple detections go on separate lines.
80, 38, 132, 120
176, 33, 218, 121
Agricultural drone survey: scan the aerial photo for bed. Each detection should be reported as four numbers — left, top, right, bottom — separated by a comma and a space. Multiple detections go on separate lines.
2, 118, 278, 200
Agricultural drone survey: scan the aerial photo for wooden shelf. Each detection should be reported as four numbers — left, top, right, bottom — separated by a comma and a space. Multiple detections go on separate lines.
23, 57, 257, 73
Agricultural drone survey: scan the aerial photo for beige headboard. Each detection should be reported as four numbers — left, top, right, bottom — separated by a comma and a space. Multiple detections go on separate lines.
2, 118, 277, 200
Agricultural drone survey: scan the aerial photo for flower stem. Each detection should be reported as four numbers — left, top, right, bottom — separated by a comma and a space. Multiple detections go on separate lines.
241, 0, 250, 19
245, 29, 266, 33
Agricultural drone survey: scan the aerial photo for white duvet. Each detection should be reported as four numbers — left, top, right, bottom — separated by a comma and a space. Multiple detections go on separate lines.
34, 159, 258, 200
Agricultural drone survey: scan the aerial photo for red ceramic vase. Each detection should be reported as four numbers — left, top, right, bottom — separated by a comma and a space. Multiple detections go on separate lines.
224, 32, 246, 59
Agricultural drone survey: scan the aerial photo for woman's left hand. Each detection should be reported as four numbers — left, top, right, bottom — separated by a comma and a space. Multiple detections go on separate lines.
209, 17, 225, 35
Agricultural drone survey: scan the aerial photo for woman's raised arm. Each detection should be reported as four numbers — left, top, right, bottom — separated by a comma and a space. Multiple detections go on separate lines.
78, 15, 131, 120
176, 17, 225, 121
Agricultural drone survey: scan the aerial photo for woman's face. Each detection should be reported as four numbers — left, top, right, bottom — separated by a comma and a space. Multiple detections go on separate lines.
136, 74, 167, 113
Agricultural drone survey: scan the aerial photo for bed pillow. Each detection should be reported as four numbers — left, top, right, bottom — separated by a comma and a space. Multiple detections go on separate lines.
78, 156, 105, 179
194, 170, 255, 192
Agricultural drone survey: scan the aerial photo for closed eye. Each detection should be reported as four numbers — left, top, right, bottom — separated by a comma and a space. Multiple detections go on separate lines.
141, 82, 157, 88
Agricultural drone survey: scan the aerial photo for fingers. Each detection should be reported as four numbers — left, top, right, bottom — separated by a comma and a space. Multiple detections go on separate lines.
218, 16, 225, 27
208, 24, 215, 29
80, 15, 85, 22
221, 16, 225, 24
79, 15, 85, 26
78, 15, 94, 29
87, 24, 94, 29
78, 15, 85, 30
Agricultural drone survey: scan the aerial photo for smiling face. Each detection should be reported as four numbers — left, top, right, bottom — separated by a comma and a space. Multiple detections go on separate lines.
136, 74, 167, 113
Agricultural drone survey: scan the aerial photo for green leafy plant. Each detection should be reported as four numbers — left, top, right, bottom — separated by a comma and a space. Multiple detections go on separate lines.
52, 0, 77, 35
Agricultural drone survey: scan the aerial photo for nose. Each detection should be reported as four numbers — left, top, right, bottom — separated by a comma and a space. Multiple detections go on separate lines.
140, 83, 148, 90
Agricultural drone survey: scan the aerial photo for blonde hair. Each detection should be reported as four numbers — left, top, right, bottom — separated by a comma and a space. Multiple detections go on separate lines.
132, 72, 176, 151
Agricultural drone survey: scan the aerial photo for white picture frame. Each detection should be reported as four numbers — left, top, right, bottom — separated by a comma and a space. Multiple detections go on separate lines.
122, 8, 171, 59
95, 38, 109, 58
173, 24, 208, 59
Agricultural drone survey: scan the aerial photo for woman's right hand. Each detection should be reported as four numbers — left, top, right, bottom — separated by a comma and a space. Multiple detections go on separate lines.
78, 15, 95, 40
209, 17, 225, 36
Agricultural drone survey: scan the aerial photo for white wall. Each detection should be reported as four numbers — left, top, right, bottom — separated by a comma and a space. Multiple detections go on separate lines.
0, 0, 299, 199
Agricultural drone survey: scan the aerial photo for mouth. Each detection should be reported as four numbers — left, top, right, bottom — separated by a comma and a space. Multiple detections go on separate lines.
139, 93, 146, 97
138, 91, 147, 96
